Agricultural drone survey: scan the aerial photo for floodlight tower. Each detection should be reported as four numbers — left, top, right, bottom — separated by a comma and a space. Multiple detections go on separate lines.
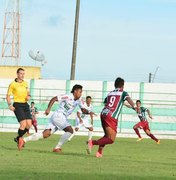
1, 0, 21, 66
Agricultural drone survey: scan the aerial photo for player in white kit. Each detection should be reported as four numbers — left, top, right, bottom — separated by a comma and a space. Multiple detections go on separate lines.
18, 85, 92, 153
68, 96, 94, 141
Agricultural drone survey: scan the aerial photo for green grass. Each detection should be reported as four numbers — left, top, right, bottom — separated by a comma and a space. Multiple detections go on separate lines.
0, 132, 176, 180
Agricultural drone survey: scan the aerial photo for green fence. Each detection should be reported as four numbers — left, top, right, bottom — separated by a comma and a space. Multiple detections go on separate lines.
0, 83, 176, 134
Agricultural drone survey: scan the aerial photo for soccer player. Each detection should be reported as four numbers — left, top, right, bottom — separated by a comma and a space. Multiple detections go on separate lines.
27, 102, 39, 134
127, 100, 160, 144
6, 68, 32, 149
18, 84, 93, 152
87, 77, 135, 158
68, 96, 94, 142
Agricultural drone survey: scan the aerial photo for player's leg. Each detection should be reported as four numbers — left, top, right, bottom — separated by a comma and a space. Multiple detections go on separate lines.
14, 104, 30, 143
133, 123, 143, 141
68, 118, 81, 141
95, 127, 116, 157
21, 103, 33, 137
87, 127, 93, 141
17, 103, 33, 146
97, 124, 106, 156
52, 114, 73, 152
18, 129, 52, 150
88, 115, 116, 157
15, 120, 28, 146
144, 129, 160, 144
68, 126, 80, 141
33, 124, 38, 133
18, 118, 58, 150
32, 120, 38, 133
92, 126, 116, 145
84, 119, 93, 141
88, 126, 116, 157
54, 126, 73, 152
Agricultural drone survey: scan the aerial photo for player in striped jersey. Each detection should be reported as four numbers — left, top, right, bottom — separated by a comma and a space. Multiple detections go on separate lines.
127, 100, 160, 144
87, 77, 135, 158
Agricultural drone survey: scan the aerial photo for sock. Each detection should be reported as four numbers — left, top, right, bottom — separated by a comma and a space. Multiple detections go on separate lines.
55, 132, 72, 149
98, 145, 105, 154
92, 137, 113, 146
134, 128, 142, 138
24, 132, 43, 143
88, 131, 93, 141
148, 133, 158, 142
34, 126, 38, 133
68, 132, 75, 141
18, 128, 28, 138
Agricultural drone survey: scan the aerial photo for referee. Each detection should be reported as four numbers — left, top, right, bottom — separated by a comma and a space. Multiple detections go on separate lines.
6, 68, 32, 150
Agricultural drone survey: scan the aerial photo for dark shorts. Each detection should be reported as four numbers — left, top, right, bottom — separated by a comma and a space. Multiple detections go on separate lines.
100, 114, 118, 133
13, 102, 32, 122
135, 121, 150, 131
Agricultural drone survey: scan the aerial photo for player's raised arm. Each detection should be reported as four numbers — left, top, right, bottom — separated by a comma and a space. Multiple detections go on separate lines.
45, 96, 58, 115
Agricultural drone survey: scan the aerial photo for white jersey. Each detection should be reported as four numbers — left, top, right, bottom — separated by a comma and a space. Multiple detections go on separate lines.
55, 93, 86, 117
77, 103, 93, 120
75, 103, 93, 128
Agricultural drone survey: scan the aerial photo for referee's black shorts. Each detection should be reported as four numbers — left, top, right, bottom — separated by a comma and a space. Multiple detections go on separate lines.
13, 102, 32, 122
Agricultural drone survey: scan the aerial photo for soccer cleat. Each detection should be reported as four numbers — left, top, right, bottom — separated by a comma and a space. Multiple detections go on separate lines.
156, 140, 160, 144
14, 137, 19, 144
96, 151, 103, 158
86, 148, 90, 155
136, 138, 143, 142
53, 148, 63, 153
87, 140, 93, 154
18, 138, 25, 150
68, 138, 71, 142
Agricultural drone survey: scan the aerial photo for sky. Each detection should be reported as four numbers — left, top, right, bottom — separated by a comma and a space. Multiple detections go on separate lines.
0, 0, 176, 83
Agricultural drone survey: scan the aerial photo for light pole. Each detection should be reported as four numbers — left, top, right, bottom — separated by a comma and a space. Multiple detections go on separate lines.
70, 0, 80, 80
148, 66, 160, 83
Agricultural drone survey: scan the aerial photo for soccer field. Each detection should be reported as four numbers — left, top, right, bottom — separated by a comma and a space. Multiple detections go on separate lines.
0, 132, 175, 180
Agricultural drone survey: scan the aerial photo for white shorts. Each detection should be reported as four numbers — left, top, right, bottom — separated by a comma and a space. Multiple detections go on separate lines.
45, 112, 71, 134
75, 117, 92, 129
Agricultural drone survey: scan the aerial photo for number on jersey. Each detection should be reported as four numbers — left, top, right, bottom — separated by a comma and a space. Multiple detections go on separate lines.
108, 96, 116, 107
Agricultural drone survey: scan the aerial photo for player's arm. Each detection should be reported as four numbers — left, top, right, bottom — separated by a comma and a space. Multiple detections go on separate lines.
77, 111, 83, 124
35, 108, 39, 114
104, 97, 107, 104
124, 102, 132, 108
125, 97, 135, 109
79, 98, 97, 116
147, 109, 153, 119
6, 83, 15, 111
90, 112, 94, 125
45, 96, 58, 115
26, 89, 31, 101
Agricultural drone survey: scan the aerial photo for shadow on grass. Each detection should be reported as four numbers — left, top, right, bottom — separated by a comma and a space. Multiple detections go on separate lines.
0, 145, 92, 158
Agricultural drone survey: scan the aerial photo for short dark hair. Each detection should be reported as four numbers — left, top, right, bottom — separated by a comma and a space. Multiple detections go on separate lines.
31, 102, 35, 104
71, 84, 83, 93
114, 77, 124, 88
17, 68, 24, 73
86, 96, 92, 99
136, 100, 141, 103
